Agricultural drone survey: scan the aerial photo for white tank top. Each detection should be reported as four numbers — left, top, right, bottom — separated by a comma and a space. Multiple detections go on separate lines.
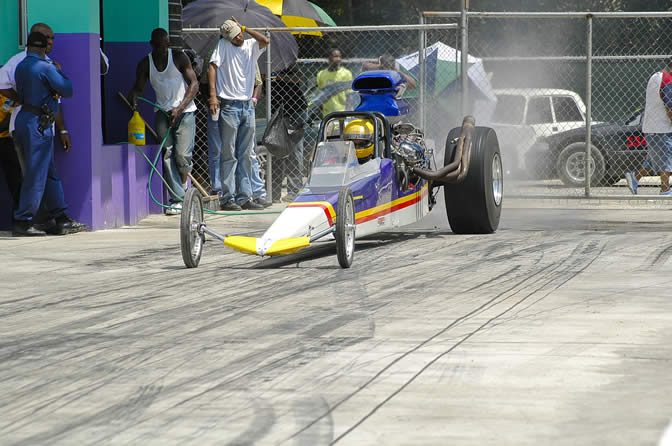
148, 49, 196, 113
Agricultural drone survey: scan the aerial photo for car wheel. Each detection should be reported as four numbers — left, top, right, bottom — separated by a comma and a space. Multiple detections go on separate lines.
180, 187, 205, 268
444, 125, 503, 234
335, 187, 355, 268
556, 142, 605, 187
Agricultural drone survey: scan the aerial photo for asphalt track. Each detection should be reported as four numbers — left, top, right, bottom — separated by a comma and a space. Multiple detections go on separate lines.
2, 198, 672, 445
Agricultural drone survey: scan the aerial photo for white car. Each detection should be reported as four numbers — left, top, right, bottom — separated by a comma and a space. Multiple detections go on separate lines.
490, 88, 588, 175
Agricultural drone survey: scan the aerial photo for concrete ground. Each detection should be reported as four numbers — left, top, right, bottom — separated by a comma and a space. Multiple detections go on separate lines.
1, 198, 672, 445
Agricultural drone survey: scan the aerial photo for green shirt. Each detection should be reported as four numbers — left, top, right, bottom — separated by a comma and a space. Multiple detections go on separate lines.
316, 66, 353, 117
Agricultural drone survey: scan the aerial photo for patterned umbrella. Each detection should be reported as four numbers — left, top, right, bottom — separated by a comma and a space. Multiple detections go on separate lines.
183, 0, 298, 74
255, 0, 337, 36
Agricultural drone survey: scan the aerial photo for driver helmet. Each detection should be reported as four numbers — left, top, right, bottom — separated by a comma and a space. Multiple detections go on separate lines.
344, 119, 374, 161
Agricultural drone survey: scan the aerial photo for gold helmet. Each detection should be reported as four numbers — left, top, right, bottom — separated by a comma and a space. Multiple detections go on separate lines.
344, 119, 374, 160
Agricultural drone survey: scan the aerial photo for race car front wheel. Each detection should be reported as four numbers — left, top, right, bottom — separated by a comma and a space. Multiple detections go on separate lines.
181, 187, 205, 268
335, 187, 355, 268
444, 125, 503, 234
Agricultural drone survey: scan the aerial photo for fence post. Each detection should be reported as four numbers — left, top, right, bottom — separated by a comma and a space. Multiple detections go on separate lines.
419, 13, 425, 131
265, 29, 273, 200
584, 14, 593, 197
460, 0, 469, 118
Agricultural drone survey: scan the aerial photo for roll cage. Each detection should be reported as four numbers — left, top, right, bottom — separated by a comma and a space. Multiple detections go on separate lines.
317, 111, 393, 159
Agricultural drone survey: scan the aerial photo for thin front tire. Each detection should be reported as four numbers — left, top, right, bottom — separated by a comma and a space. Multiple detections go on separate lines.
180, 187, 204, 268
335, 187, 355, 268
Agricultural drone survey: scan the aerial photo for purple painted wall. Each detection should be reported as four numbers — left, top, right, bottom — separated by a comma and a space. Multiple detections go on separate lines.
0, 33, 164, 231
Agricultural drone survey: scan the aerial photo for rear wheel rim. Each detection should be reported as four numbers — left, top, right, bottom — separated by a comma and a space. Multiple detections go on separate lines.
565, 152, 595, 183
492, 153, 503, 206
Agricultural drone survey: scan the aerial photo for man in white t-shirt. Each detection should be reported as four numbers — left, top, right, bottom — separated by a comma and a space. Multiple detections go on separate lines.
625, 59, 672, 195
208, 17, 269, 211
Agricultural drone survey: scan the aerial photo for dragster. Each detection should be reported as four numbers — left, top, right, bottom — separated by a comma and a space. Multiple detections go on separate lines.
180, 70, 503, 268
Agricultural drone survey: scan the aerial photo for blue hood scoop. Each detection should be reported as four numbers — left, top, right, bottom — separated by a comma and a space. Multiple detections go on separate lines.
353, 70, 408, 117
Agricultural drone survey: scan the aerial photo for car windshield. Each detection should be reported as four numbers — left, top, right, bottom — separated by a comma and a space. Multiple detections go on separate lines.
493, 95, 525, 124
625, 109, 643, 126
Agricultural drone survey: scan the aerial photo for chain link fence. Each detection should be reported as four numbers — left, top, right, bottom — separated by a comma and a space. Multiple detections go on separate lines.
427, 11, 672, 198
183, 12, 672, 202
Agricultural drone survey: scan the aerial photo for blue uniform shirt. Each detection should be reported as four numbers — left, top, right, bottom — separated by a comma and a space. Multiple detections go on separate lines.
15, 52, 73, 115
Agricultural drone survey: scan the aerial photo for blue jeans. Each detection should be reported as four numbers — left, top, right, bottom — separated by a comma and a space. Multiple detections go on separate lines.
642, 133, 672, 173
250, 146, 267, 199
271, 137, 304, 200
208, 99, 254, 204
155, 111, 195, 204
13, 112, 68, 221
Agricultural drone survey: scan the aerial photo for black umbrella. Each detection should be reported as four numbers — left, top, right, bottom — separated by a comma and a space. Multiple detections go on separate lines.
182, 0, 298, 74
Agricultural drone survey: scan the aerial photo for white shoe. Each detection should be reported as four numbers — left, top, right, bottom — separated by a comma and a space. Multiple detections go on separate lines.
165, 202, 182, 215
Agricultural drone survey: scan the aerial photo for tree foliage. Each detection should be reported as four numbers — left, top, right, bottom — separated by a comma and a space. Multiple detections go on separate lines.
312, 0, 672, 26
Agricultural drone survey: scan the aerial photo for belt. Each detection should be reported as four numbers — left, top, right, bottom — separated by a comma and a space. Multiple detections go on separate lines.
22, 104, 46, 115
218, 97, 250, 104
21, 103, 55, 134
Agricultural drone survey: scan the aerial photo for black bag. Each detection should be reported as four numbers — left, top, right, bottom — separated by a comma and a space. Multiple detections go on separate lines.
262, 104, 304, 159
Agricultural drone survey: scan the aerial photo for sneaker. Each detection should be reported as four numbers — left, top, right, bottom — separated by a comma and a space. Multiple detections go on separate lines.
625, 171, 638, 195
253, 196, 273, 208
220, 201, 242, 211
661, 190, 672, 196
165, 202, 182, 215
241, 200, 264, 210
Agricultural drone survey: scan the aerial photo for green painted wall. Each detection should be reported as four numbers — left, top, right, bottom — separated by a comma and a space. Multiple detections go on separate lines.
27, 0, 99, 34
0, 1, 19, 63
104, 0, 169, 42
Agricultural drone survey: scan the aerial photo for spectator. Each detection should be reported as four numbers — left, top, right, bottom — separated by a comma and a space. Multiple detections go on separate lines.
0, 94, 21, 211
12, 31, 85, 236
625, 58, 672, 195
362, 53, 416, 90
207, 17, 269, 211
271, 64, 307, 203
316, 48, 353, 117
128, 28, 199, 215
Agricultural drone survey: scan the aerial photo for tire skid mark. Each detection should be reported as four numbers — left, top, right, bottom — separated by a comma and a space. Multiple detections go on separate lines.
327, 239, 606, 444
284, 238, 601, 444
640, 242, 672, 270
282, 259, 563, 444
99, 270, 375, 442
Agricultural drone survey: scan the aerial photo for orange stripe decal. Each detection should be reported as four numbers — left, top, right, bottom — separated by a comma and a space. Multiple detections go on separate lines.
355, 184, 428, 224
287, 201, 336, 226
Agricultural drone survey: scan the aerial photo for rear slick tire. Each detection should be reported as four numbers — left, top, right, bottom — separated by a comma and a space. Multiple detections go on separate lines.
444, 126, 503, 234
335, 187, 355, 268
180, 187, 204, 268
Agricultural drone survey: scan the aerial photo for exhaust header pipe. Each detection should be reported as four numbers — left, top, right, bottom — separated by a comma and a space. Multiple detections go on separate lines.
411, 115, 474, 184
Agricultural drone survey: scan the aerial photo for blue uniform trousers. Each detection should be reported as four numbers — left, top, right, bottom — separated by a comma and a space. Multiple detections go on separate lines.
13, 112, 67, 221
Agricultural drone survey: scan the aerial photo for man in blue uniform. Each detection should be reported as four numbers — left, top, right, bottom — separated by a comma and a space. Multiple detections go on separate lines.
13, 31, 85, 236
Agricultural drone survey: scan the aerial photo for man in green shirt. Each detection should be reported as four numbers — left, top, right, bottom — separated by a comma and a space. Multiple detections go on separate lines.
316, 48, 353, 117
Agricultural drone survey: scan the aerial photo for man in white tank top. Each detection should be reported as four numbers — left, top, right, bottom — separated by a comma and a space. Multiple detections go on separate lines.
128, 28, 198, 214
208, 18, 269, 211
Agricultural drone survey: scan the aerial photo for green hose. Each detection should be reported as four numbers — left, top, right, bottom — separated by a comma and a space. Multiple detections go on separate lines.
128, 96, 282, 216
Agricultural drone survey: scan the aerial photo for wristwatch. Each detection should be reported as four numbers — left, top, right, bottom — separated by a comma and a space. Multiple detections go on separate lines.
59, 130, 69, 135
